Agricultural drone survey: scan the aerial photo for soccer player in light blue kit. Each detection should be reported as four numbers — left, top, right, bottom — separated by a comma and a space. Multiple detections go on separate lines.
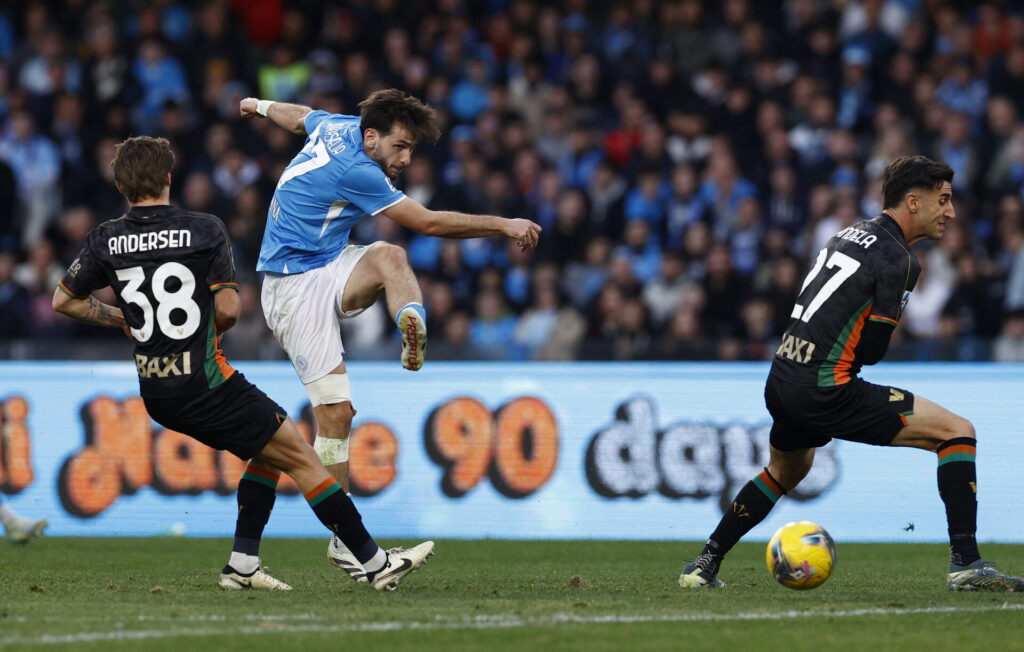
240, 89, 541, 581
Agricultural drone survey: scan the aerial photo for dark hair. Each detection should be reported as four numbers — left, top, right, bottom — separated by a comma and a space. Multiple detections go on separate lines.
358, 88, 440, 145
881, 155, 954, 209
110, 136, 175, 202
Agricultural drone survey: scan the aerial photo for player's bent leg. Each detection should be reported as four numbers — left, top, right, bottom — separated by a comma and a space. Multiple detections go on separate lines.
342, 242, 421, 317
342, 242, 427, 371
305, 367, 354, 487
766, 445, 816, 491
890, 396, 1024, 590
888, 395, 975, 451
255, 418, 434, 591
306, 369, 371, 581
680, 445, 813, 589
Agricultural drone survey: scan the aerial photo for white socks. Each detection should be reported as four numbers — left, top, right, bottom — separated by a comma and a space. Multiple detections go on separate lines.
363, 548, 387, 574
229, 551, 260, 575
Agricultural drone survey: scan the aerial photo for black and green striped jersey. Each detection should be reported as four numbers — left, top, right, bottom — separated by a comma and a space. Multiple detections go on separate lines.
769, 213, 920, 387
59, 205, 238, 398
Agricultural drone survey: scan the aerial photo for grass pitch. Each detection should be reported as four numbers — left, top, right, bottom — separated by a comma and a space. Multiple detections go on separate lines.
2, 538, 1024, 651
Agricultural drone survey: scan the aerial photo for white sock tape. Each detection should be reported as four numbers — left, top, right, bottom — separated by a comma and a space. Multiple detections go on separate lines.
256, 99, 276, 117
314, 435, 349, 465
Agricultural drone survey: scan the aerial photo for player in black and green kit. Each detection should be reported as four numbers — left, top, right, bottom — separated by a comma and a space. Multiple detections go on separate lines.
53, 136, 433, 592
679, 156, 1024, 592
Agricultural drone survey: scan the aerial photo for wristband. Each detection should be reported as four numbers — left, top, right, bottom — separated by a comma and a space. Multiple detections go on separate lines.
256, 99, 276, 117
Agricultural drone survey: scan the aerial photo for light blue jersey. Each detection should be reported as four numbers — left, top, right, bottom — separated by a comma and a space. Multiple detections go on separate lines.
257, 111, 405, 274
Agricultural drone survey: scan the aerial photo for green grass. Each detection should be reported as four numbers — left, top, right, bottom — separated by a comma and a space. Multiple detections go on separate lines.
2, 538, 1024, 651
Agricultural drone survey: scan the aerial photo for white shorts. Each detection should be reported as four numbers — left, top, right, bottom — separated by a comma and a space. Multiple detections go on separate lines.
261, 244, 372, 384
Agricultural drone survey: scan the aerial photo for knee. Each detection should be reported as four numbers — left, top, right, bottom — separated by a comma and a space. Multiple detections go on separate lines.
374, 242, 409, 273
318, 402, 355, 437
948, 416, 976, 441
767, 458, 812, 491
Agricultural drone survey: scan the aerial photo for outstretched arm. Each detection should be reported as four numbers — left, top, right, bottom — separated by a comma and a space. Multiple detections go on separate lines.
240, 98, 312, 135
383, 197, 542, 250
52, 288, 131, 337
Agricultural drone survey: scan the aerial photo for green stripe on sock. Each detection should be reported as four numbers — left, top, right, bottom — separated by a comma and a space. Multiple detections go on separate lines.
307, 482, 341, 507
752, 476, 781, 503
938, 453, 976, 466
241, 472, 278, 489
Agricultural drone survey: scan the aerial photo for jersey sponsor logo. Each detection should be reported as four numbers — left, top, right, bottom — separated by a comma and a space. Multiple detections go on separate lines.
295, 355, 308, 372
776, 334, 816, 363
889, 388, 904, 402
108, 229, 192, 255
834, 226, 878, 248
67, 257, 82, 278
899, 290, 911, 316
135, 352, 192, 379
384, 175, 397, 192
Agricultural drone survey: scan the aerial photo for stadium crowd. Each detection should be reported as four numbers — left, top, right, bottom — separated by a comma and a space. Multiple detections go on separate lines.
1, 0, 1024, 362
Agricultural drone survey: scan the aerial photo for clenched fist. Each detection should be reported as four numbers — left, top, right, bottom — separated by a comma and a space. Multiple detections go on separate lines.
505, 218, 542, 251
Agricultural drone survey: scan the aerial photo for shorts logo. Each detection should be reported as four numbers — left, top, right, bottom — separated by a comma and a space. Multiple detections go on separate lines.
295, 355, 308, 372
889, 388, 904, 402
899, 290, 911, 316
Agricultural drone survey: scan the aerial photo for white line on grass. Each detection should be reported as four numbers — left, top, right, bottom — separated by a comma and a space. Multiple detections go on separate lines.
3, 603, 1022, 645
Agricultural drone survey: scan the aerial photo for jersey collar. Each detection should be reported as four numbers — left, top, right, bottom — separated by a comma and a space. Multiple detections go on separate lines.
126, 204, 177, 219
875, 212, 908, 244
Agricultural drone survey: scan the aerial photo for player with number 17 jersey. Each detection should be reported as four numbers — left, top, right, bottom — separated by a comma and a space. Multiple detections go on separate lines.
766, 212, 921, 449
257, 111, 404, 275
770, 213, 921, 387
57, 205, 238, 398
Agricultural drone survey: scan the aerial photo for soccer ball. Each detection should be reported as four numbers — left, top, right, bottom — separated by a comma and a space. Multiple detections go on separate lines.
766, 521, 837, 590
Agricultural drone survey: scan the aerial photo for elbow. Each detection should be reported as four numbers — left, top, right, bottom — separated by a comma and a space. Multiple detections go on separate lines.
215, 309, 239, 333
419, 215, 443, 237
52, 289, 69, 314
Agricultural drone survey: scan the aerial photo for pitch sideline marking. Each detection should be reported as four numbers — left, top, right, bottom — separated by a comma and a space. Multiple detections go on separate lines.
2, 603, 1022, 645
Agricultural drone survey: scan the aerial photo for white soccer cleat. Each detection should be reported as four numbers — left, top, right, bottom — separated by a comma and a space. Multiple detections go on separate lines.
397, 305, 426, 371
219, 563, 293, 591
4, 516, 47, 545
367, 541, 435, 591
327, 535, 368, 582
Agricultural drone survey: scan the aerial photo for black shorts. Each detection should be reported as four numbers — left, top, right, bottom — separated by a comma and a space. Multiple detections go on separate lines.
764, 375, 915, 451
144, 372, 287, 460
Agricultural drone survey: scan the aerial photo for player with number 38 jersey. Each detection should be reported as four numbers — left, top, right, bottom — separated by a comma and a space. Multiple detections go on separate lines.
58, 205, 238, 398
53, 136, 435, 593
770, 212, 921, 388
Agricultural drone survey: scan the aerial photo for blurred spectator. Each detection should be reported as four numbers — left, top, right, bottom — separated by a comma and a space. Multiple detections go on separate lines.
0, 250, 30, 338
512, 281, 586, 361
702, 242, 749, 337
614, 220, 662, 285
642, 251, 691, 329
665, 164, 708, 250
469, 288, 518, 352
992, 311, 1024, 363
660, 306, 714, 360
131, 38, 190, 133
0, 110, 60, 246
